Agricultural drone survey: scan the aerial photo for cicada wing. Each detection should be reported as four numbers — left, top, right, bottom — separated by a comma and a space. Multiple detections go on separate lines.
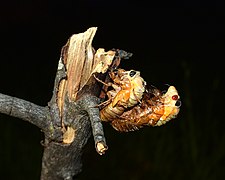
111, 119, 143, 132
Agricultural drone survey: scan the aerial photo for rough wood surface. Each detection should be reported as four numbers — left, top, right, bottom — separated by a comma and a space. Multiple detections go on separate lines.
0, 27, 114, 180
41, 27, 110, 179
0, 27, 130, 180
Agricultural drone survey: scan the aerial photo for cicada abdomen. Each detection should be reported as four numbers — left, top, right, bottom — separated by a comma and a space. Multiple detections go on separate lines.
110, 86, 181, 132
99, 69, 146, 122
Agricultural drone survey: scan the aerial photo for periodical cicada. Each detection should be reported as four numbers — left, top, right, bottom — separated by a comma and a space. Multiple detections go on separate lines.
110, 85, 181, 132
99, 68, 146, 122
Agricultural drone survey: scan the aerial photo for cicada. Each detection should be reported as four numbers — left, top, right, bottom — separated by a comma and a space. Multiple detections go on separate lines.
111, 85, 181, 132
99, 68, 146, 122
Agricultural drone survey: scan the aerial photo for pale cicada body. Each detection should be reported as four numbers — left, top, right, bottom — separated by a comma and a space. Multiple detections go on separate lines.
99, 69, 146, 122
111, 86, 181, 132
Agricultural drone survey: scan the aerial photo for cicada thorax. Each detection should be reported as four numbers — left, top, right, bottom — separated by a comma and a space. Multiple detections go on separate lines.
100, 68, 146, 122
110, 85, 181, 132
113, 69, 146, 108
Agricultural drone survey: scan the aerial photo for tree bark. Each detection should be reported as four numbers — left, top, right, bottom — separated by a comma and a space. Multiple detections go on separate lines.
0, 27, 120, 180
39, 27, 112, 179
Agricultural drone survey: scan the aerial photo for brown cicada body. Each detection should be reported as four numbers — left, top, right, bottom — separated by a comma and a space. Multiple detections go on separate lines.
99, 68, 146, 122
111, 85, 181, 132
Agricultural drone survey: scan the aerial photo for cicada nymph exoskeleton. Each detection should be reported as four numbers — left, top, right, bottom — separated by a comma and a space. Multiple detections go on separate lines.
110, 85, 181, 132
98, 68, 146, 122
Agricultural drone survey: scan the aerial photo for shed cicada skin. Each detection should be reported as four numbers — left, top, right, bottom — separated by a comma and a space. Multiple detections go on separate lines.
111, 85, 181, 132
99, 68, 146, 122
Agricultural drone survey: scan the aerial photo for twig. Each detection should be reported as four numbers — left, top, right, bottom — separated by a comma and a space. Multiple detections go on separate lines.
0, 93, 62, 141
79, 95, 108, 155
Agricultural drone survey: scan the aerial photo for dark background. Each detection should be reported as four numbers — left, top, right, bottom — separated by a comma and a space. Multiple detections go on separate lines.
0, 0, 224, 179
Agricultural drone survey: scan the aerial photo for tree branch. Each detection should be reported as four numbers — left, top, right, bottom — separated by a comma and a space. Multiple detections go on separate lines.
41, 109, 91, 180
0, 27, 124, 180
0, 93, 62, 140
79, 95, 108, 155
40, 27, 113, 179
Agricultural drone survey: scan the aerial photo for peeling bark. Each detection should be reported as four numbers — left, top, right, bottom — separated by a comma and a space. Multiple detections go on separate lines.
0, 27, 130, 180
41, 27, 110, 179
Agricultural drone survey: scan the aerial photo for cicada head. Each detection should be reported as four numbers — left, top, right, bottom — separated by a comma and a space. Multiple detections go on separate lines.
155, 86, 181, 126
163, 86, 180, 105
119, 69, 139, 80
126, 70, 146, 103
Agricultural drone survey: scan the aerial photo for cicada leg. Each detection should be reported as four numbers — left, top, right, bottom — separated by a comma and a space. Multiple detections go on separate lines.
93, 74, 112, 87
97, 98, 112, 109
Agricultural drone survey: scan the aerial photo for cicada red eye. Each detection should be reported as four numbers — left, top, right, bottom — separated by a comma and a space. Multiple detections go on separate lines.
172, 95, 178, 100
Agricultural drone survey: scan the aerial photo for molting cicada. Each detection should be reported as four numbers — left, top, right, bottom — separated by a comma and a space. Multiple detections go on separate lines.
99, 68, 146, 122
111, 85, 181, 132
98, 68, 181, 132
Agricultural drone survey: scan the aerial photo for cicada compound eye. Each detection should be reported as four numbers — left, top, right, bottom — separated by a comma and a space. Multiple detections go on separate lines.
129, 70, 136, 77
172, 95, 178, 100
